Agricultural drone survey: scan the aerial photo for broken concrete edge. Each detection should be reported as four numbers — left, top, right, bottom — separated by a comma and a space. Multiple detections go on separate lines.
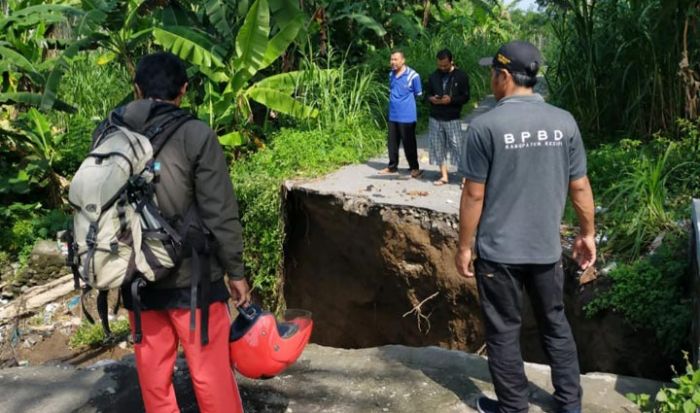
284, 180, 388, 216
283, 182, 456, 218
283, 182, 593, 274
282, 183, 461, 247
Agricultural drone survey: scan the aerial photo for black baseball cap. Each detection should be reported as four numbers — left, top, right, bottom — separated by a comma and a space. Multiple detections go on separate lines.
478, 40, 542, 76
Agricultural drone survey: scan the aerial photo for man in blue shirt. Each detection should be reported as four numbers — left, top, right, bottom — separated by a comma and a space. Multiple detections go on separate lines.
380, 50, 423, 178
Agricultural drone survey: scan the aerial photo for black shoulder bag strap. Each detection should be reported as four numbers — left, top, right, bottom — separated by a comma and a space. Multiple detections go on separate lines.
180, 207, 212, 346
146, 109, 195, 157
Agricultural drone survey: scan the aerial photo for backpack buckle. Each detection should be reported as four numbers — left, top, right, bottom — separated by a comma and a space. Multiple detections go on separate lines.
85, 224, 97, 248
152, 161, 161, 183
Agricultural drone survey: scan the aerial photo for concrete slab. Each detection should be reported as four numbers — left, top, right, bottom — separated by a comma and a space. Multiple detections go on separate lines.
286, 97, 497, 216
0, 344, 662, 413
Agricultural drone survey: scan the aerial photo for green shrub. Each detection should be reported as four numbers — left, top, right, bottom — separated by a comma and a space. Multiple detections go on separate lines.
587, 139, 642, 197
49, 53, 130, 179
585, 231, 691, 355
629, 353, 700, 413
52, 115, 98, 178
666, 120, 700, 201
0, 203, 70, 263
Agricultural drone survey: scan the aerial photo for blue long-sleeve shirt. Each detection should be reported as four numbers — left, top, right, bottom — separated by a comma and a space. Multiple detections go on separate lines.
388, 66, 422, 123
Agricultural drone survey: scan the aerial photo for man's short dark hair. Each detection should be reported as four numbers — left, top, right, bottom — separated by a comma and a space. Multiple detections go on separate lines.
436, 49, 452, 62
134, 52, 188, 100
511, 71, 538, 88
391, 49, 404, 58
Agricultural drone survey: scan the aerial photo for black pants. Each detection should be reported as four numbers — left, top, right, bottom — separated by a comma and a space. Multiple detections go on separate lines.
387, 121, 419, 170
475, 258, 581, 413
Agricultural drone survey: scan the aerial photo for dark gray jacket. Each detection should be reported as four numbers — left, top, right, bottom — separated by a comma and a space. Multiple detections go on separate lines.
93, 99, 244, 296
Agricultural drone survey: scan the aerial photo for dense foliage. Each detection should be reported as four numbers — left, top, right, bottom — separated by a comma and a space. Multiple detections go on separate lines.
539, 0, 700, 140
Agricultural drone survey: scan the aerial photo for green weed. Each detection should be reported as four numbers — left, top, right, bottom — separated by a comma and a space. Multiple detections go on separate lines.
69, 318, 131, 349
629, 352, 700, 413
585, 231, 691, 355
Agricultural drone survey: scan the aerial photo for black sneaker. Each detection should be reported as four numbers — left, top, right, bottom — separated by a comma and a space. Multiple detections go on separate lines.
476, 396, 499, 413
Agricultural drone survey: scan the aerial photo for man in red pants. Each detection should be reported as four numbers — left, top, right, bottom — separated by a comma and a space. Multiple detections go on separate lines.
96, 52, 250, 413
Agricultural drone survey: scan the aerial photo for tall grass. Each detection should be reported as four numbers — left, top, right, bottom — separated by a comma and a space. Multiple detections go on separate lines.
546, 0, 697, 140
296, 52, 388, 135
56, 53, 131, 121
588, 134, 698, 260
603, 144, 679, 258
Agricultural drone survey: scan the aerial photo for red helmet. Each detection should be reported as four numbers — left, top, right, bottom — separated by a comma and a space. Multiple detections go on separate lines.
229, 304, 313, 379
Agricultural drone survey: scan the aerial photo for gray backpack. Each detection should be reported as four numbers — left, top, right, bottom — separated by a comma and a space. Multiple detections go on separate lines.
67, 109, 204, 342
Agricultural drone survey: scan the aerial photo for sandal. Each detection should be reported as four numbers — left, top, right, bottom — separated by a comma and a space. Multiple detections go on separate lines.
410, 169, 423, 178
433, 178, 448, 186
378, 167, 398, 174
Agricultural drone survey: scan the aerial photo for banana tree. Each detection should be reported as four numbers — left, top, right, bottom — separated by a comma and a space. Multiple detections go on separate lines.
0, 108, 68, 205
75, 0, 158, 78
153, 0, 316, 147
0, 1, 84, 112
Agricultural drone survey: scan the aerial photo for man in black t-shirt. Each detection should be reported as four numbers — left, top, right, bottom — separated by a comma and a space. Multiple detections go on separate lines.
425, 49, 470, 186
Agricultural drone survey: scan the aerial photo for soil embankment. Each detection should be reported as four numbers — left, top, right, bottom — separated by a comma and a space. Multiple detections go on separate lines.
283, 101, 675, 380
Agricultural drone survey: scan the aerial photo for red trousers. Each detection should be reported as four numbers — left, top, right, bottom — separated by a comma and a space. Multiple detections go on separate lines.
128, 302, 243, 413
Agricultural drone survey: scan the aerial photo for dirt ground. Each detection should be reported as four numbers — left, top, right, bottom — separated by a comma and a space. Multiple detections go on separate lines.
0, 289, 134, 368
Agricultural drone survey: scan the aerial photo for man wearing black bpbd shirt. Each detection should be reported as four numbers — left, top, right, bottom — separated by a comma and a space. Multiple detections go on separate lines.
456, 41, 596, 413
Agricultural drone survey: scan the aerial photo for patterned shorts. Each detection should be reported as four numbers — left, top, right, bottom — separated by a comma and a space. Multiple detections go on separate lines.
428, 118, 463, 165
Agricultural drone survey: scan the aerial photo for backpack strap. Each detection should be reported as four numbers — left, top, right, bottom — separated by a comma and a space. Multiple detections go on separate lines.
145, 109, 195, 158
81, 285, 96, 325
81, 223, 98, 286
79, 285, 113, 340
175, 206, 213, 346
96, 290, 111, 337
93, 106, 193, 153
131, 278, 147, 343
188, 237, 211, 346
138, 198, 183, 246
60, 228, 81, 290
